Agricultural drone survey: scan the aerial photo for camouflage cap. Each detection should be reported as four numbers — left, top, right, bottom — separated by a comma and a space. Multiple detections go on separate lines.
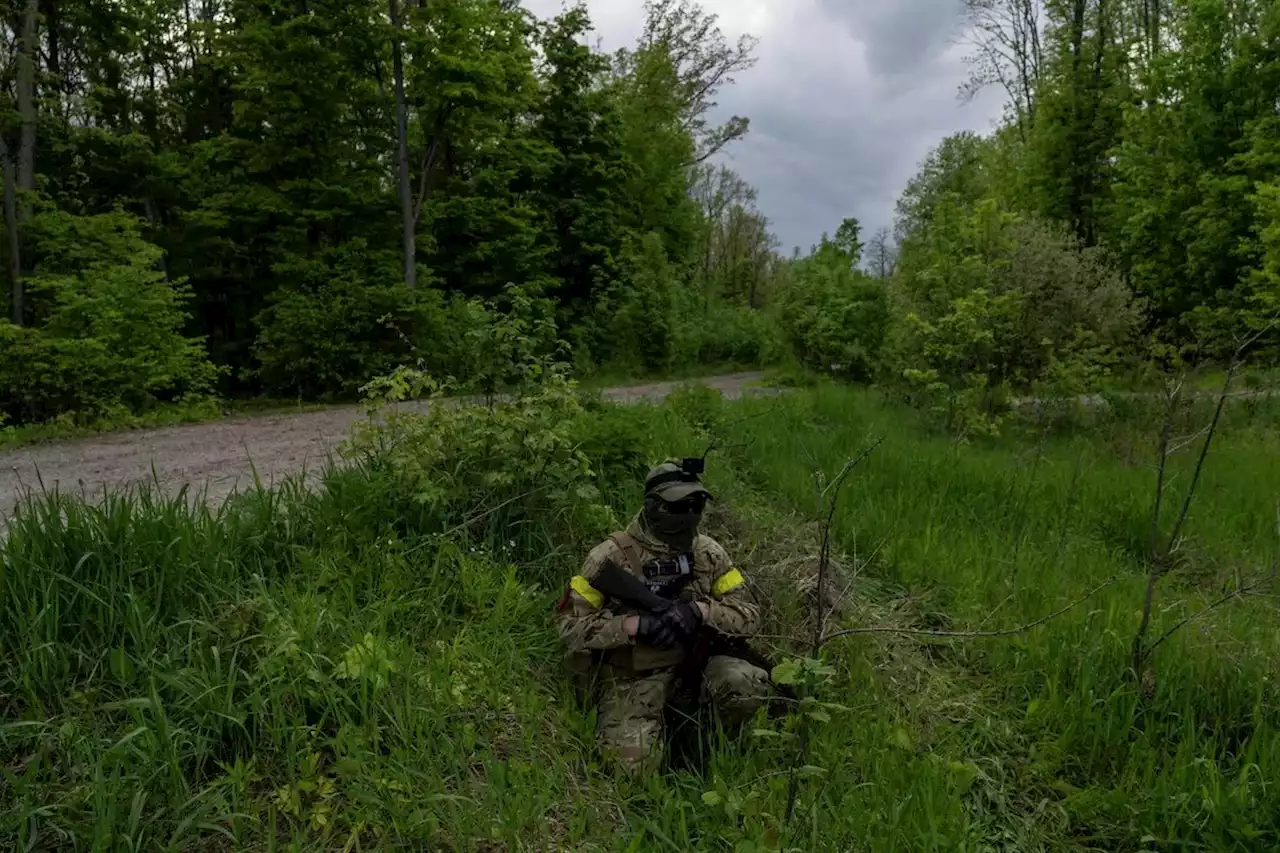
644, 461, 714, 502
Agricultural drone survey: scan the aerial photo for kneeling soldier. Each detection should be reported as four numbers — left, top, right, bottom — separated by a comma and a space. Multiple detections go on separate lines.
556, 460, 770, 775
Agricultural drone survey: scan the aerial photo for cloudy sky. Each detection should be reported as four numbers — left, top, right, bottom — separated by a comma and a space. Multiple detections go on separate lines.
521, 0, 1006, 253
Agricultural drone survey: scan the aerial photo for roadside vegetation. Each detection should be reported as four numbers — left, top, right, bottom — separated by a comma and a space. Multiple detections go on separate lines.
5, 366, 1280, 850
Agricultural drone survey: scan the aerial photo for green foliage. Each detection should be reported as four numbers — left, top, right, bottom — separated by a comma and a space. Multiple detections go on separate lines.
682, 303, 784, 368
345, 302, 663, 581
585, 232, 782, 376
890, 194, 1140, 433
252, 277, 480, 400
8, 385, 1280, 850
588, 232, 684, 373
0, 210, 219, 424
900, 288, 1021, 438
773, 240, 890, 381
3, 0, 776, 424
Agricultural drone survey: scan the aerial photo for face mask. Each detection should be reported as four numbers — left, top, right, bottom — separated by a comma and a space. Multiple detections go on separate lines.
644, 494, 704, 542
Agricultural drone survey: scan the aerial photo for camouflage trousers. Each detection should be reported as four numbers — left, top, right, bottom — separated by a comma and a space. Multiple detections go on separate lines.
596, 656, 770, 776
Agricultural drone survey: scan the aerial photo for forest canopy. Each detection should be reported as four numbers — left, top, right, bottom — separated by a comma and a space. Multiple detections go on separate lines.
2, 0, 1278, 430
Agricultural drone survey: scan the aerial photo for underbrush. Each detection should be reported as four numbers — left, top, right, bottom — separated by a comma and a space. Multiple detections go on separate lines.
718, 385, 1280, 849
4, 380, 1280, 850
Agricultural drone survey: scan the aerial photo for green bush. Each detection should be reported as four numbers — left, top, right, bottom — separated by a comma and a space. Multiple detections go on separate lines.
0, 210, 218, 425
583, 232, 683, 374
581, 232, 782, 376
679, 303, 784, 368
773, 243, 890, 380
888, 201, 1141, 433
251, 277, 485, 400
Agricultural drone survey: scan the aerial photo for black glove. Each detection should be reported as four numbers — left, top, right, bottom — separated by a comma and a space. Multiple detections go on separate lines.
665, 599, 704, 644
635, 612, 679, 650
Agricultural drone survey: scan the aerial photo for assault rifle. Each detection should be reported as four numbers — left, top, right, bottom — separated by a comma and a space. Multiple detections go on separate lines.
592, 558, 795, 714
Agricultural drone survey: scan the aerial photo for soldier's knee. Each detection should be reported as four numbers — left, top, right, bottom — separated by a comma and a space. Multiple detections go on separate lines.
702, 656, 770, 719
598, 709, 664, 776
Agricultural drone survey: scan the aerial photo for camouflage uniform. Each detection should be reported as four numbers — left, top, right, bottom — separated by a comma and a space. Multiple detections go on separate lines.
557, 518, 769, 775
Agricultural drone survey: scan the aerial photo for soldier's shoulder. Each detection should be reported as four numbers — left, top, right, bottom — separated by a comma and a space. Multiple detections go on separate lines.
694, 534, 730, 563
582, 537, 624, 572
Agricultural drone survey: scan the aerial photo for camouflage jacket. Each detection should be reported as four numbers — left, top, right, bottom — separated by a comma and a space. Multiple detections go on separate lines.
557, 517, 760, 673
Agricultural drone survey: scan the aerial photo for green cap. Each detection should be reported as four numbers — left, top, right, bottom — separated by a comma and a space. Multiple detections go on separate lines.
644, 461, 714, 502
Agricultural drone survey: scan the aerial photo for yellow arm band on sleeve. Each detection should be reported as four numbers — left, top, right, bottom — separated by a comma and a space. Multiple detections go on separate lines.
712, 568, 746, 597
570, 575, 604, 609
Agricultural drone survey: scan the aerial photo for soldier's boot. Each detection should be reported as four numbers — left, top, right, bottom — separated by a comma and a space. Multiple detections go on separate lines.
596, 669, 677, 777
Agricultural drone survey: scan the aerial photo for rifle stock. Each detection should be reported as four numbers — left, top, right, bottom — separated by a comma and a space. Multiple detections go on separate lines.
591, 559, 674, 613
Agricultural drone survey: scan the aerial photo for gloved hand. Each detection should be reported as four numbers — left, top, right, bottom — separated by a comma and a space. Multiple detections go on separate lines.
665, 599, 704, 643
634, 612, 680, 649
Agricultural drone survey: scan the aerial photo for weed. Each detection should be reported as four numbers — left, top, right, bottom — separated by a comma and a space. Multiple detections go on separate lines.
4, 382, 1280, 850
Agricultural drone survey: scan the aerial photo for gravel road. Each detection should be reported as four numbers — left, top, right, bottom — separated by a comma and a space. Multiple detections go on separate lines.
0, 373, 768, 528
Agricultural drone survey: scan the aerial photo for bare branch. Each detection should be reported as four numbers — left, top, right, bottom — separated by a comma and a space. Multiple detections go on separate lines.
822, 576, 1119, 643
1145, 565, 1279, 657
811, 437, 885, 654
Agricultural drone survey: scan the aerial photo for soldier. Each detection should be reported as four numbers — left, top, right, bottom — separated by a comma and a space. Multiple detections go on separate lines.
556, 460, 770, 775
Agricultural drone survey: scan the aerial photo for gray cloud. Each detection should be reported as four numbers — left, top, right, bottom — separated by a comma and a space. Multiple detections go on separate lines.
817, 0, 966, 78
523, 0, 1004, 253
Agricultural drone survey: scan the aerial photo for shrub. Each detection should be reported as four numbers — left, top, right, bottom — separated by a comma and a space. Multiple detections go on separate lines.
585, 231, 683, 374
252, 277, 484, 400
0, 209, 218, 425
889, 202, 1142, 433
679, 303, 784, 368
773, 244, 890, 380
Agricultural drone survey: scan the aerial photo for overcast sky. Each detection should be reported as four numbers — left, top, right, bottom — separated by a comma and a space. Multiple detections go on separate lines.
521, 0, 1006, 253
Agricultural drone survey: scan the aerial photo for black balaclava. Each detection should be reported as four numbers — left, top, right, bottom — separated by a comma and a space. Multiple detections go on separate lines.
643, 493, 703, 550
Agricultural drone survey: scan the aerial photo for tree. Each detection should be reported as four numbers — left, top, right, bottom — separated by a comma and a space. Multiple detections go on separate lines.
865, 227, 897, 280
833, 217, 863, 266
961, 0, 1045, 137
1109, 0, 1279, 332
894, 132, 993, 246
1027, 0, 1128, 245
2, 0, 38, 325
390, 0, 416, 288
534, 7, 635, 311
636, 0, 757, 163
0, 0, 774, 419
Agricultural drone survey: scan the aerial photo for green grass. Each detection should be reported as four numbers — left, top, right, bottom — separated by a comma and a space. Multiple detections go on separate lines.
4, 382, 1280, 850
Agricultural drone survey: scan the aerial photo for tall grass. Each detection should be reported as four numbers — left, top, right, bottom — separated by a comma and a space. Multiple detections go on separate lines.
719, 384, 1280, 849
3, 382, 1279, 850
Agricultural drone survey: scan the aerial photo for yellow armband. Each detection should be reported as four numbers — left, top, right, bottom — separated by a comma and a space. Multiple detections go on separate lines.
712, 568, 745, 597
570, 575, 604, 608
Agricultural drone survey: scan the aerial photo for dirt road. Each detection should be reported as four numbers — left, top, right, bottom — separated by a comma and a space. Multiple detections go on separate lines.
0, 373, 767, 528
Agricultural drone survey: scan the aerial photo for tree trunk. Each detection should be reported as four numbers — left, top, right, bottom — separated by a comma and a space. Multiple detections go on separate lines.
8, 0, 38, 326
390, 0, 416, 289
143, 198, 169, 279
46, 0, 61, 80
1150, 0, 1159, 59
17, 0, 38, 206
1068, 0, 1086, 241
2, 139, 20, 326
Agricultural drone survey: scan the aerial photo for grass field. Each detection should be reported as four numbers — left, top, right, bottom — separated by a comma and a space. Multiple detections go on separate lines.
3, 379, 1279, 851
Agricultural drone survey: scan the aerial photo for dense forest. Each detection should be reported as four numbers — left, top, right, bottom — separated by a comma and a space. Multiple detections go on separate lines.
1, 0, 1278, 431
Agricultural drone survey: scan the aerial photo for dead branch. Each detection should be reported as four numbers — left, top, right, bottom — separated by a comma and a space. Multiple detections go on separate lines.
811, 438, 885, 653
1131, 318, 1277, 677
1144, 564, 1278, 657
1133, 375, 1180, 675
785, 436, 883, 824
